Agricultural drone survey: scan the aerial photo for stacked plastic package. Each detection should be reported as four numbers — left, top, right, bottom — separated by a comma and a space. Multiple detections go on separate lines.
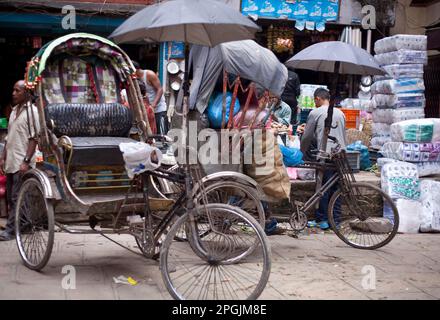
370, 35, 428, 149
379, 119, 440, 233
379, 118, 440, 177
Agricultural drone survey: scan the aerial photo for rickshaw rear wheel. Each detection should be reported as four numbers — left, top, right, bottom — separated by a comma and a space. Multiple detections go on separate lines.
15, 178, 54, 270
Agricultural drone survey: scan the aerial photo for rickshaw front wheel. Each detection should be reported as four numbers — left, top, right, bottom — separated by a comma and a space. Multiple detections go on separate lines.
160, 203, 271, 300
15, 178, 55, 270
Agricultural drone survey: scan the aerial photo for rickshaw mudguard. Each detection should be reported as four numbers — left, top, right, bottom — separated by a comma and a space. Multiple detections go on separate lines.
191, 171, 265, 198
22, 168, 61, 200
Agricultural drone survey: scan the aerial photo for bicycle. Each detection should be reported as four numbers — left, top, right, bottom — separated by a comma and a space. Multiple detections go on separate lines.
289, 135, 399, 250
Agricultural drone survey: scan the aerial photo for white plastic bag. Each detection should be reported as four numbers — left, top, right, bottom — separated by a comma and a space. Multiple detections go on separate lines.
119, 142, 162, 179
419, 180, 440, 233
395, 199, 423, 233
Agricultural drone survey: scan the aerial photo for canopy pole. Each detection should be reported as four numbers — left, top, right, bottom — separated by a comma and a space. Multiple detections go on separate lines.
221, 70, 228, 129
314, 61, 340, 210
227, 76, 240, 129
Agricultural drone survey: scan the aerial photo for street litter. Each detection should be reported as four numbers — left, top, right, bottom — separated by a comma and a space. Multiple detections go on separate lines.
113, 275, 138, 286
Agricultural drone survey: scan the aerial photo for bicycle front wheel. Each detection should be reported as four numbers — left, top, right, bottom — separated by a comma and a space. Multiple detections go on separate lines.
328, 182, 399, 250
160, 203, 271, 300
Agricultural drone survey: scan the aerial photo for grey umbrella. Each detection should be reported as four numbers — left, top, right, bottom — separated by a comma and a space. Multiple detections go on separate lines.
109, 0, 261, 47
285, 41, 385, 76
286, 41, 385, 204
109, 0, 261, 181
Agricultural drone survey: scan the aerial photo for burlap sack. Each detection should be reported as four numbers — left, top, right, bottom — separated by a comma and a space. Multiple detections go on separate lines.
244, 130, 291, 202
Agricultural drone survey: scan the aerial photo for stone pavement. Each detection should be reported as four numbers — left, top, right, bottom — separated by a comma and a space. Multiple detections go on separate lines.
0, 226, 439, 300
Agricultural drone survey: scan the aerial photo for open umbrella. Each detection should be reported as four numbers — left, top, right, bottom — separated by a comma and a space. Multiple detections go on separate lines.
110, 0, 260, 47
286, 41, 385, 203
109, 0, 260, 185
285, 41, 385, 76
285, 41, 385, 149
109, 0, 260, 120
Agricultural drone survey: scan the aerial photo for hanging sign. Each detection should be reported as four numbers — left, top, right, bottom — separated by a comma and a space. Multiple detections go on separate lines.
241, 0, 339, 30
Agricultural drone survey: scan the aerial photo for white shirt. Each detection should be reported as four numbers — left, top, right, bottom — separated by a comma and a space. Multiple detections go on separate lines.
5, 104, 40, 174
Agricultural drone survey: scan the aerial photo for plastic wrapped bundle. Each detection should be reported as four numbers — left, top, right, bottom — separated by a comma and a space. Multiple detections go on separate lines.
375, 64, 425, 81
372, 123, 391, 138
372, 93, 425, 109
377, 157, 399, 170
419, 180, 440, 233
380, 142, 440, 162
381, 161, 420, 200
371, 78, 425, 95
395, 199, 423, 233
377, 158, 440, 177
374, 35, 427, 54
390, 118, 440, 143
417, 162, 440, 177
371, 136, 392, 149
372, 108, 425, 125
375, 49, 428, 66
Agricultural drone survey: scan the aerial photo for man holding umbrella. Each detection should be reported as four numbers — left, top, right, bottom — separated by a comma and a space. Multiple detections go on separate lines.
298, 88, 346, 230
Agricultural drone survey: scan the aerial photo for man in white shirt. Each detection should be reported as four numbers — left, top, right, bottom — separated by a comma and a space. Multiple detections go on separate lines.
0, 80, 40, 241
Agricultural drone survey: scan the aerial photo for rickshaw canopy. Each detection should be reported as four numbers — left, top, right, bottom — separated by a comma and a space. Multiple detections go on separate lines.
25, 33, 136, 90
189, 40, 288, 113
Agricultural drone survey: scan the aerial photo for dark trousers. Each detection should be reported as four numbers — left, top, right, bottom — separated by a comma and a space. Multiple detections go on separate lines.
5, 172, 22, 234
315, 170, 341, 223
283, 98, 298, 126
155, 111, 169, 135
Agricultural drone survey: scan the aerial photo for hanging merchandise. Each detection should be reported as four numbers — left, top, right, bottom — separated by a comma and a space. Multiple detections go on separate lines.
267, 25, 294, 54
241, 0, 340, 32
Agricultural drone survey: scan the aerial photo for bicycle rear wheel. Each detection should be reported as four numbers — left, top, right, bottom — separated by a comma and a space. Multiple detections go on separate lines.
328, 182, 399, 250
160, 203, 271, 300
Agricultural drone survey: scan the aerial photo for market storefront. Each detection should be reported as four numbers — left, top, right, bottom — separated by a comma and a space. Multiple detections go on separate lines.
239, 0, 392, 130
0, 7, 160, 118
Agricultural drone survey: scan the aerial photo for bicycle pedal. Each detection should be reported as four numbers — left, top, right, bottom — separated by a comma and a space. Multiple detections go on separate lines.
293, 200, 304, 207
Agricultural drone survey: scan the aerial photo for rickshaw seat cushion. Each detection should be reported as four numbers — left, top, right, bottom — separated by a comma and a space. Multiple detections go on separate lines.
45, 103, 133, 137
69, 137, 136, 167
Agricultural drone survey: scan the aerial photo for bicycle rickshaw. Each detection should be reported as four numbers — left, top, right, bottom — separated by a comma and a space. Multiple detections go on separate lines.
18, 33, 271, 300
168, 40, 400, 250
154, 40, 289, 228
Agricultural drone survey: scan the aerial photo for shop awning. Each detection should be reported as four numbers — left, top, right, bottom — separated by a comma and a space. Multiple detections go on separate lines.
0, 12, 126, 36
